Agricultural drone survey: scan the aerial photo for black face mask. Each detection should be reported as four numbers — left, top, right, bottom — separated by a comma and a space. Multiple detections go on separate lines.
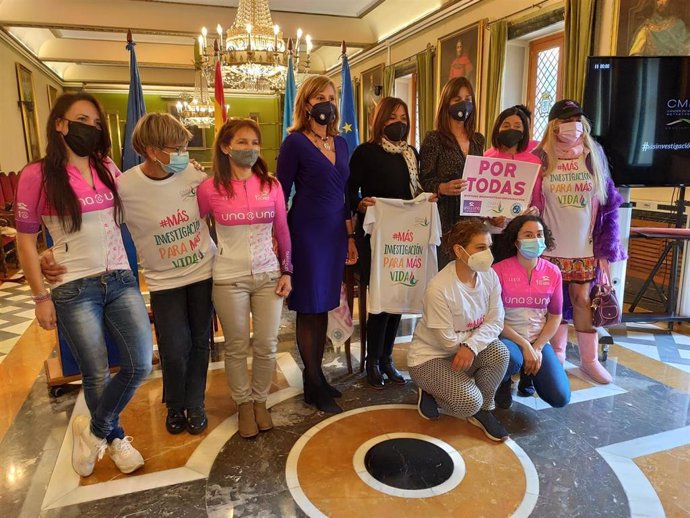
448, 100, 474, 122
63, 120, 102, 157
383, 121, 409, 142
497, 129, 523, 149
308, 101, 336, 126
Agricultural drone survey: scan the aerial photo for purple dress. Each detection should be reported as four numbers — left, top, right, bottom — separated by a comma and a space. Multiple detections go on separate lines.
277, 132, 350, 313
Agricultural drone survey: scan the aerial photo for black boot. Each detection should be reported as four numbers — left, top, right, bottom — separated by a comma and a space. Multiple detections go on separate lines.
320, 371, 342, 398
166, 408, 187, 435
366, 360, 385, 389
186, 407, 208, 435
379, 359, 406, 384
303, 376, 342, 413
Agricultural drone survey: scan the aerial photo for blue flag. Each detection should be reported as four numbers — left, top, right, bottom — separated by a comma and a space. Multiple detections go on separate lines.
282, 55, 296, 141
122, 38, 146, 171
339, 53, 359, 157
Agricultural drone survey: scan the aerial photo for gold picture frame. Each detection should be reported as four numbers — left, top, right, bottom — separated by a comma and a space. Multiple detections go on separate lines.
359, 63, 385, 143
436, 20, 486, 104
611, 0, 690, 56
106, 112, 123, 166
47, 84, 58, 111
15, 63, 42, 162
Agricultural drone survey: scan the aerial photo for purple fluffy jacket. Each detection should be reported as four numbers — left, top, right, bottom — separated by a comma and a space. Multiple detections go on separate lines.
530, 144, 627, 319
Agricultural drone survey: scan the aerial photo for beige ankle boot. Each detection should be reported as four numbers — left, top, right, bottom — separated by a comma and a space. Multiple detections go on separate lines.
254, 401, 273, 431
237, 402, 259, 438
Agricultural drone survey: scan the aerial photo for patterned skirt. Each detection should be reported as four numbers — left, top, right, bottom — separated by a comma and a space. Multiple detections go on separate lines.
545, 255, 596, 283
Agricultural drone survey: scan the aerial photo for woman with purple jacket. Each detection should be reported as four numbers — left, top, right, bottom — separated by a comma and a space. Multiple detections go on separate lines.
529, 99, 626, 386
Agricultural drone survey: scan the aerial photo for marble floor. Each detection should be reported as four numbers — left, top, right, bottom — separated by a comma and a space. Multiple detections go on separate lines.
1, 284, 690, 517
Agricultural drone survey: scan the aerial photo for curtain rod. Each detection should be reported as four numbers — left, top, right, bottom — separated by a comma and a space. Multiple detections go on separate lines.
488, 0, 553, 26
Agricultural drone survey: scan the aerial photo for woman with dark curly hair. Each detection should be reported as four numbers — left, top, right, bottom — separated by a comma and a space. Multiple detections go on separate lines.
492, 215, 570, 409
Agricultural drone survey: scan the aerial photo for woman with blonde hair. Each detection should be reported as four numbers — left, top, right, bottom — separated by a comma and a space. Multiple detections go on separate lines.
530, 99, 625, 385
198, 118, 292, 438
277, 75, 358, 414
419, 76, 486, 268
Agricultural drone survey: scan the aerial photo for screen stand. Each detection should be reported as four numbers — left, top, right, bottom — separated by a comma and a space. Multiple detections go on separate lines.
626, 185, 687, 329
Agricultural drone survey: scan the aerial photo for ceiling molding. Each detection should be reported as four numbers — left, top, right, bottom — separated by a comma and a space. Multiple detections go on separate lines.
0, 28, 64, 85
133, 0, 386, 19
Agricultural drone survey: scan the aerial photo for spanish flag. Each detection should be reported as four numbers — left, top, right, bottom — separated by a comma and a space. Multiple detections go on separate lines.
214, 60, 226, 133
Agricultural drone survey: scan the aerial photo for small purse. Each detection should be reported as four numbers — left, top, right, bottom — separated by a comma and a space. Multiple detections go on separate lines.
590, 261, 621, 328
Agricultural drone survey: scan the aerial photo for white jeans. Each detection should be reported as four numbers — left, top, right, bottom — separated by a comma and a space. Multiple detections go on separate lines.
213, 272, 284, 404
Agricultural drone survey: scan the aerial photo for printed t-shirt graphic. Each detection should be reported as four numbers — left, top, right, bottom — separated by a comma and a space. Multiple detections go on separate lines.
116, 165, 216, 292
363, 193, 441, 314
542, 155, 594, 259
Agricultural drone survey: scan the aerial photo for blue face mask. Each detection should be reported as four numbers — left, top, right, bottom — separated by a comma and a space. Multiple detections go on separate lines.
159, 151, 189, 174
518, 237, 546, 259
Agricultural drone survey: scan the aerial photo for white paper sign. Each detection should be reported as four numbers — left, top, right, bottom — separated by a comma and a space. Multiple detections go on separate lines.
459, 155, 540, 217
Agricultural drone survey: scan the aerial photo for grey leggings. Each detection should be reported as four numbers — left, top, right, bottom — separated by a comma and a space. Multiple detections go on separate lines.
409, 340, 509, 417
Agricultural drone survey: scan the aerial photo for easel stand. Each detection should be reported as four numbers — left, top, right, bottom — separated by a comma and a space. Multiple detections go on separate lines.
625, 185, 690, 327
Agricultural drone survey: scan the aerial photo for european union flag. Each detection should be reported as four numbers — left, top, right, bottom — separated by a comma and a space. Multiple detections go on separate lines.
339, 51, 359, 157
122, 30, 146, 171
282, 54, 296, 141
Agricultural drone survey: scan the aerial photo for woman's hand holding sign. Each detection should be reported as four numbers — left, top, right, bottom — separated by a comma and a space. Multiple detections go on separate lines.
438, 179, 468, 197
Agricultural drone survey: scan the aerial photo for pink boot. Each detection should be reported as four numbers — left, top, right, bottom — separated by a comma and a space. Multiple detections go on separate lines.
576, 331, 612, 384
551, 323, 569, 365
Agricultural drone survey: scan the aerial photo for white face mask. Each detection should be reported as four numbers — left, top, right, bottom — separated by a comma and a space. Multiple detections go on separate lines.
459, 247, 494, 272
556, 121, 584, 144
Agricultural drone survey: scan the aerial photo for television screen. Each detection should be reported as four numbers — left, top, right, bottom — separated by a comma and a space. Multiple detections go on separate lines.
583, 56, 690, 187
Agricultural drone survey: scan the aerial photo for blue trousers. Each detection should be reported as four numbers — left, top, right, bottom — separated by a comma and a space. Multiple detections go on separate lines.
502, 338, 570, 408
53, 270, 153, 441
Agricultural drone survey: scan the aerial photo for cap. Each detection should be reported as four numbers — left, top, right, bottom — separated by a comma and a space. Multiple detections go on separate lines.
548, 99, 583, 121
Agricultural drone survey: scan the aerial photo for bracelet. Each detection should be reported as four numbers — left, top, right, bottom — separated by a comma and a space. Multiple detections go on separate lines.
347, 233, 356, 238
32, 291, 51, 304
280, 271, 292, 276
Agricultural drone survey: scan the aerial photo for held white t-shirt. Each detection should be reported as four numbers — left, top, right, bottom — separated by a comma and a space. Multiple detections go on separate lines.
542, 155, 595, 259
117, 165, 216, 292
363, 193, 442, 314
407, 263, 505, 368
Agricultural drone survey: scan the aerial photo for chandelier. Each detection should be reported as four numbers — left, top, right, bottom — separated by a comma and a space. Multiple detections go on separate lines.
175, 69, 225, 128
197, 0, 312, 92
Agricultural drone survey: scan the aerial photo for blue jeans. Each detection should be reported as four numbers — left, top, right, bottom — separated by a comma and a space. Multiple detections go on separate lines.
502, 338, 571, 408
150, 278, 213, 410
53, 270, 153, 442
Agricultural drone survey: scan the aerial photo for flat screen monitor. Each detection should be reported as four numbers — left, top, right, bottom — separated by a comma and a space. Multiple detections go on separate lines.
583, 56, 690, 187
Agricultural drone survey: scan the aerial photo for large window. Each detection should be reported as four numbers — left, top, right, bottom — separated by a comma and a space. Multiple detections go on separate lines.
394, 73, 419, 148
527, 33, 564, 140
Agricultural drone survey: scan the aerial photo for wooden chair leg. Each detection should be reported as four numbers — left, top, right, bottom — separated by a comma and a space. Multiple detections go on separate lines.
358, 282, 367, 373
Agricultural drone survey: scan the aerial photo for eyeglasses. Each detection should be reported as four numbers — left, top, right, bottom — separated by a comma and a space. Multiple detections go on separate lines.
161, 145, 188, 155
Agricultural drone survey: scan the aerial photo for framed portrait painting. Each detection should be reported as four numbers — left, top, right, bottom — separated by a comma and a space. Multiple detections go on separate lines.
436, 20, 485, 100
47, 85, 59, 111
15, 63, 42, 162
359, 63, 385, 143
612, 0, 690, 56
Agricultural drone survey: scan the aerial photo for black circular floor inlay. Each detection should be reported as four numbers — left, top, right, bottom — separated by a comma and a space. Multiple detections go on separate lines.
363, 438, 454, 490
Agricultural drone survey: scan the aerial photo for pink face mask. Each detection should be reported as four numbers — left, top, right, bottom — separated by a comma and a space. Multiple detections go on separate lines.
556, 121, 584, 144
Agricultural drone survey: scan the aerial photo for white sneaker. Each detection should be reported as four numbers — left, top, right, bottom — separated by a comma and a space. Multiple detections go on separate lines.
71, 415, 106, 477
107, 436, 144, 474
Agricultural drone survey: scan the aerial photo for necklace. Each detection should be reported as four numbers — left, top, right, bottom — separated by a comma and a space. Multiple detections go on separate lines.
310, 130, 331, 151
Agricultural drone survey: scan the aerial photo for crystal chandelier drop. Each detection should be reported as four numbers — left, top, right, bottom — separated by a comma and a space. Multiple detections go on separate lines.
175, 70, 218, 128
198, 0, 312, 92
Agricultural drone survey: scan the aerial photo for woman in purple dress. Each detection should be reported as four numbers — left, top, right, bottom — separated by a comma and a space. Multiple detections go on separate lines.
277, 75, 358, 414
